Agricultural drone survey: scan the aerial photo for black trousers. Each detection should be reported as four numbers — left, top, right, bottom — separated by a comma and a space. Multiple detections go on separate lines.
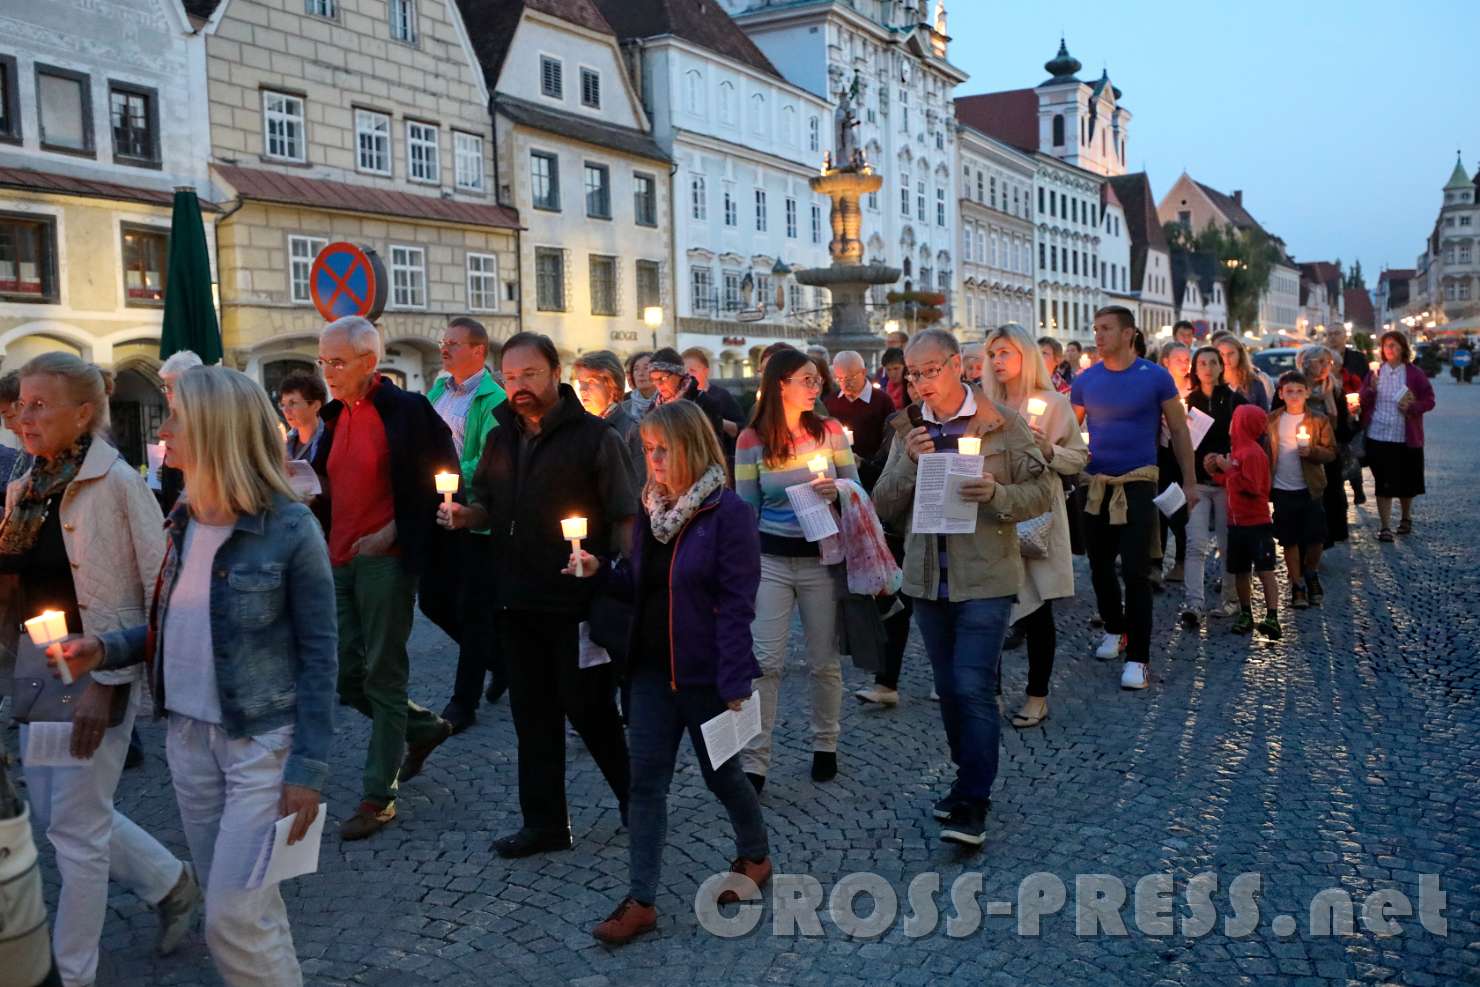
1083, 481, 1156, 662
1021, 600, 1056, 697
500, 612, 630, 834
875, 534, 913, 690
443, 534, 506, 714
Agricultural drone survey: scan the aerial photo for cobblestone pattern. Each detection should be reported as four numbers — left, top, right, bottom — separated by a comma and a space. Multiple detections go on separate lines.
63, 379, 1480, 986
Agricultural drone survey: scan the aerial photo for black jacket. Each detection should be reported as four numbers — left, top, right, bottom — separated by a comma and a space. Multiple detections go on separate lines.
470, 384, 638, 616
311, 376, 457, 576
1185, 384, 1246, 485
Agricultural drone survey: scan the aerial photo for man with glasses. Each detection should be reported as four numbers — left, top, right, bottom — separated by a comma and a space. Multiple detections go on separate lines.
872, 328, 1053, 847
426, 317, 508, 734
825, 350, 895, 461
315, 315, 459, 840
438, 332, 637, 858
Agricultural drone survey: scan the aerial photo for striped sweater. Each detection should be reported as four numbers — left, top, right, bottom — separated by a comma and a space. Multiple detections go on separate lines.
735, 417, 858, 540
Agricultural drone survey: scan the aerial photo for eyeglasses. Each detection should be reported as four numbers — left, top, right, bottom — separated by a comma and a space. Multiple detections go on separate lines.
503, 367, 551, 388
903, 362, 952, 384
315, 354, 368, 372
785, 374, 823, 390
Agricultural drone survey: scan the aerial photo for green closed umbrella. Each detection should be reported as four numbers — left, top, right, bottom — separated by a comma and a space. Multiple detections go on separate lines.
159, 186, 222, 364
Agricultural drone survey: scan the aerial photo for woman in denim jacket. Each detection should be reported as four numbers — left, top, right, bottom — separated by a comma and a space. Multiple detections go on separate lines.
55, 367, 336, 987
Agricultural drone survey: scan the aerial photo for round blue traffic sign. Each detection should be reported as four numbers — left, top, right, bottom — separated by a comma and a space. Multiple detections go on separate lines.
310, 242, 387, 323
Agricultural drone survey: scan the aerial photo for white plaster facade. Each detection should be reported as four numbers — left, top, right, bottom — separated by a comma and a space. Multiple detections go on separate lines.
1033, 156, 1103, 340
957, 125, 1034, 334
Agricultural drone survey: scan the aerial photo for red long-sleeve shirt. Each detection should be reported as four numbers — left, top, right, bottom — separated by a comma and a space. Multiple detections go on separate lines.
1211, 404, 1273, 527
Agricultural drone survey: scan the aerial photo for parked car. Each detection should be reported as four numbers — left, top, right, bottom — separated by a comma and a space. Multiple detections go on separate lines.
1251, 347, 1298, 380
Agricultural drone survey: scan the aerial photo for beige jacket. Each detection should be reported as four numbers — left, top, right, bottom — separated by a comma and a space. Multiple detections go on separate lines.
873, 389, 1054, 603
4, 438, 164, 686
1009, 388, 1087, 619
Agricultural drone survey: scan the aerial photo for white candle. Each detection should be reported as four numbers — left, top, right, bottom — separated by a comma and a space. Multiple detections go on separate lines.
1081, 430, 1091, 446
808, 454, 829, 477
562, 516, 588, 559
26, 611, 72, 685
1297, 426, 1310, 450
956, 435, 981, 456
1345, 393, 1360, 413
843, 426, 855, 447
434, 471, 459, 506
1025, 397, 1048, 418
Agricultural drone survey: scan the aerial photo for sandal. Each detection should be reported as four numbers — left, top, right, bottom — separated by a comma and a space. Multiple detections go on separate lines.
1010, 697, 1049, 729
1378, 528, 1395, 543
1396, 519, 1412, 535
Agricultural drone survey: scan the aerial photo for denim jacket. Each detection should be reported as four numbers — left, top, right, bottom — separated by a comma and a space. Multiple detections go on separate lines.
97, 493, 338, 791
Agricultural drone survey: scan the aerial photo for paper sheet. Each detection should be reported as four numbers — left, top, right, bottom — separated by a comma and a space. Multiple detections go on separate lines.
23, 722, 90, 768
247, 803, 328, 890
285, 459, 321, 498
1187, 406, 1215, 451
910, 453, 983, 535
1153, 482, 1186, 517
699, 691, 762, 771
785, 482, 839, 542
577, 621, 611, 669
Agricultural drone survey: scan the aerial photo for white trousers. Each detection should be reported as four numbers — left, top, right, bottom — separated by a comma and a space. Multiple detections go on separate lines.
23, 688, 184, 987
1184, 484, 1233, 610
742, 554, 841, 776
165, 716, 303, 987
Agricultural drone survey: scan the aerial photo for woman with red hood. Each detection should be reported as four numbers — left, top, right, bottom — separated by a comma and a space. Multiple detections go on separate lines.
1204, 404, 1282, 639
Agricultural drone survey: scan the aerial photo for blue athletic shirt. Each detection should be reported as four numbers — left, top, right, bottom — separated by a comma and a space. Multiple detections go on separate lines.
1070, 358, 1178, 476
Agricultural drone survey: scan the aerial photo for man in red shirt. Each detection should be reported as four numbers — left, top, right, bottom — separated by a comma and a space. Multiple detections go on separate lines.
315, 316, 459, 840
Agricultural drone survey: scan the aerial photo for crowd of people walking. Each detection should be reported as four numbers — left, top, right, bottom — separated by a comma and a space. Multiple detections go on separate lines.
0, 304, 1436, 982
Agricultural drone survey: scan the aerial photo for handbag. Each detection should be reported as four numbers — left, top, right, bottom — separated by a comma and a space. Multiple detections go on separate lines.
0, 779, 52, 987
9, 637, 129, 726
1017, 511, 1053, 560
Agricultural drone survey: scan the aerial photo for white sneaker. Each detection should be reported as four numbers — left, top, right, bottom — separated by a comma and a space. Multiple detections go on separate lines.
1120, 661, 1149, 690
929, 688, 940, 701
1210, 600, 1241, 619
854, 685, 900, 706
1094, 632, 1124, 660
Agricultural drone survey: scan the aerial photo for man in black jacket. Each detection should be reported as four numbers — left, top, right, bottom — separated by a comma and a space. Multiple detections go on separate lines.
439, 332, 638, 858
314, 316, 458, 841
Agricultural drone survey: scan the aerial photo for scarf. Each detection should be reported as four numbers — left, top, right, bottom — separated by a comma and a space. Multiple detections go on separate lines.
650, 374, 696, 411
0, 432, 92, 556
644, 463, 725, 544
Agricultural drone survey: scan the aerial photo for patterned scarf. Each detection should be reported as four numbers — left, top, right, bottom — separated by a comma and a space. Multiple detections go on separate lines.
0, 432, 92, 556
643, 463, 725, 544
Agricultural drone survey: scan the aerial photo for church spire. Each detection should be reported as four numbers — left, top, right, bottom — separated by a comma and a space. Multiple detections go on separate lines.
1043, 38, 1081, 82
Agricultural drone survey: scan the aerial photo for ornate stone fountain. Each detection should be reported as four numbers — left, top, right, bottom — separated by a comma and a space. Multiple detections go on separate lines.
793, 78, 900, 362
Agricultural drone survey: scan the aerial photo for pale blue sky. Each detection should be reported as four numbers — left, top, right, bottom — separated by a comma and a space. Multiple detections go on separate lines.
950, 0, 1474, 286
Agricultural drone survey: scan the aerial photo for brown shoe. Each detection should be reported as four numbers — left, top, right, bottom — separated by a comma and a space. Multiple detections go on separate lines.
340, 800, 395, 841
399, 718, 454, 783
717, 856, 773, 906
593, 897, 656, 945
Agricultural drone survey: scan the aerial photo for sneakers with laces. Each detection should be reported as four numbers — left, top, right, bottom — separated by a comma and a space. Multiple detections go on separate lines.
1230, 609, 1255, 635
1256, 613, 1282, 640
933, 792, 965, 821
853, 684, 900, 706
593, 897, 657, 945
155, 863, 202, 956
940, 801, 989, 847
1094, 631, 1126, 660
1211, 599, 1242, 619
1120, 661, 1149, 690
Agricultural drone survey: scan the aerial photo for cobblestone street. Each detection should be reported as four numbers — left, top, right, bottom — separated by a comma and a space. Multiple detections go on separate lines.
79, 377, 1480, 986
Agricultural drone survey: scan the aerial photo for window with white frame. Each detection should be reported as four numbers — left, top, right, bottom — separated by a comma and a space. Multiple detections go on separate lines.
355, 109, 391, 174
936, 187, 945, 226
691, 175, 706, 220
454, 131, 483, 190
787, 282, 802, 314
633, 172, 656, 226
389, 245, 425, 308
589, 254, 616, 315
531, 151, 559, 210
962, 229, 971, 262
808, 116, 819, 151
811, 203, 822, 244
722, 269, 741, 311
262, 91, 305, 162
389, 0, 416, 43
785, 197, 797, 238
916, 180, 925, 222
723, 188, 737, 227
756, 272, 772, 307
691, 266, 713, 314
306, 0, 335, 17
754, 189, 767, 232
584, 162, 610, 218
580, 68, 600, 110
900, 172, 910, 216
467, 252, 498, 311
540, 56, 563, 99
406, 121, 438, 183
288, 235, 327, 303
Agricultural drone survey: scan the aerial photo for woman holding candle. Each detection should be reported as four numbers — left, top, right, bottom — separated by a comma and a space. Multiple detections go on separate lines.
1180, 346, 1246, 626
982, 324, 1087, 728
1360, 331, 1435, 542
564, 400, 769, 946
735, 348, 858, 787
0, 352, 200, 987
1292, 345, 1353, 546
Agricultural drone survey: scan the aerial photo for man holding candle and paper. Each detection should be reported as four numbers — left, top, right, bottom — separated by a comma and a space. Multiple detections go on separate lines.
871, 329, 1054, 847
437, 332, 638, 859
313, 317, 458, 842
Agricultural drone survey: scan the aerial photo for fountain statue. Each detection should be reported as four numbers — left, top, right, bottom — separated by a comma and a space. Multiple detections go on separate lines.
793, 74, 900, 362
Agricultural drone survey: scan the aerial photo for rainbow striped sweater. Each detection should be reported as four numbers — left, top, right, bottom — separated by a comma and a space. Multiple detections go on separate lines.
735, 417, 859, 542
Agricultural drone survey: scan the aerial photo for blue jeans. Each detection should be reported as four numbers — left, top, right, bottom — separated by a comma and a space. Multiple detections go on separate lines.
912, 595, 1013, 807
627, 671, 769, 906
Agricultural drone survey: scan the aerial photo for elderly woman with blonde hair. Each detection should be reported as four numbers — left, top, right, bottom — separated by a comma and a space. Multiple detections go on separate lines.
1294, 343, 1353, 546
56, 366, 337, 987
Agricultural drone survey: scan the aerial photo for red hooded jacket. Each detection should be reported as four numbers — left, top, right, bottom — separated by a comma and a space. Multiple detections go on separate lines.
1212, 404, 1273, 526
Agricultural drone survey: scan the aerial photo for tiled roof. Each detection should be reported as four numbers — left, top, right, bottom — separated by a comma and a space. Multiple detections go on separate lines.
1170, 248, 1221, 309
1193, 180, 1264, 235
592, 0, 783, 83
1343, 288, 1376, 329
494, 94, 669, 162
0, 165, 214, 209
457, 0, 614, 92
212, 164, 520, 229
954, 90, 1039, 154
1378, 268, 1416, 284
1107, 172, 1167, 293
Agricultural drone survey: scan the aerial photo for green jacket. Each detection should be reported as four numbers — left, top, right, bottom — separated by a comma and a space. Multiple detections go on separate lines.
427, 371, 507, 484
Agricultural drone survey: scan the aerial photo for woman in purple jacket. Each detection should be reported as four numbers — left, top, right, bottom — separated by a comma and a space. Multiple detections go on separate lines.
1360, 331, 1436, 541
567, 401, 771, 947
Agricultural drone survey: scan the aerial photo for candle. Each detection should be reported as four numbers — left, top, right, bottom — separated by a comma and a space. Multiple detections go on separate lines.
807, 454, 829, 477
561, 516, 588, 542
1081, 430, 1091, 445
1345, 392, 1360, 413
25, 611, 72, 685
1369, 360, 1379, 373
843, 426, 855, 447
1025, 396, 1047, 427
956, 436, 981, 456
434, 471, 459, 506
1297, 426, 1310, 450
1079, 354, 1092, 369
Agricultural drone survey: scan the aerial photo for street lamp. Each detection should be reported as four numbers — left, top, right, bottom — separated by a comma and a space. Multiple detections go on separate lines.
643, 305, 663, 350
